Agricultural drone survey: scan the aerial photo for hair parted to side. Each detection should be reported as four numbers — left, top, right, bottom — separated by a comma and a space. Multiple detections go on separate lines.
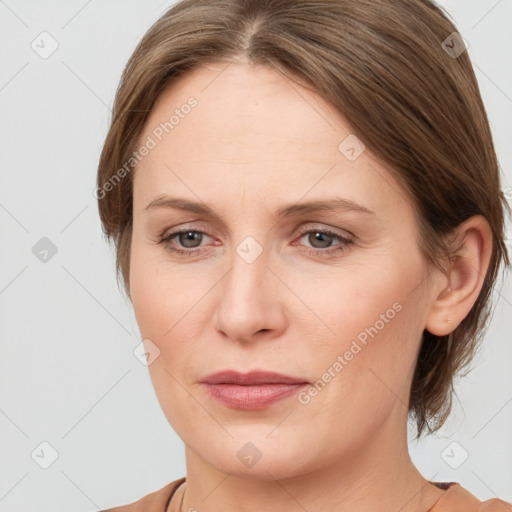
96, 0, 511, 439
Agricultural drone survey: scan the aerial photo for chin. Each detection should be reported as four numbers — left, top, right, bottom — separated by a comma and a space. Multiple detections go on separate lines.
190, 436, 314, 481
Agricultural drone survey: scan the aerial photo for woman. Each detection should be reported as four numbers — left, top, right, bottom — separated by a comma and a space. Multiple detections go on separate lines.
96, 0, 512, 510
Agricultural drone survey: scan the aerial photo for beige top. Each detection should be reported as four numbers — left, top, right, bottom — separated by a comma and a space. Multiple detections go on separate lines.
101, 477, 512, 512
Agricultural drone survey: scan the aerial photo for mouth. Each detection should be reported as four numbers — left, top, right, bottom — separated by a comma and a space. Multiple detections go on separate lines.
200, 370, 309, 410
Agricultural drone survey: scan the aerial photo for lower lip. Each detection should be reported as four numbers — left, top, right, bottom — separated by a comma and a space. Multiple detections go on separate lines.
201, 383, 308, 410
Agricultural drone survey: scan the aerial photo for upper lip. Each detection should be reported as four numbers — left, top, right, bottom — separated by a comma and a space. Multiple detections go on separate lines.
200, 370, 309, 385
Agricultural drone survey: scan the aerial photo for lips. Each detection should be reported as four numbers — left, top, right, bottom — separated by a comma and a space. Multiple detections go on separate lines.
200, 370, 309, 385
200, 370, 309, 410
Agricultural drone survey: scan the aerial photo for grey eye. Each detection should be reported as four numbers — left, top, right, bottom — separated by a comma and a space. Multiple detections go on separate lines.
177, 231, 204, 248
305, 231, 336, 249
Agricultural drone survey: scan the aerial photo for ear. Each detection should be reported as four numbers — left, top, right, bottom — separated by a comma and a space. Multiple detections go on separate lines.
424, 215, 493, 336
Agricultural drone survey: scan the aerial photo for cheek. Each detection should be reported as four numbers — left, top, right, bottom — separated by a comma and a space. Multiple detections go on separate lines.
129, 248, 202, 431
130, 261, 166, 340
130, 236, 187, 337
301, 266, 404, 345
129, 239, 211, 378
304, 261, 424, 398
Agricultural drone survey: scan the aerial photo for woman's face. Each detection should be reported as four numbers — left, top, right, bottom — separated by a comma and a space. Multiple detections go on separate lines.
129, 61, 441, 479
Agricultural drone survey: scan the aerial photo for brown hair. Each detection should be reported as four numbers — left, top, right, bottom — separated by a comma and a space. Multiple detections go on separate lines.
96, 0, 511, 439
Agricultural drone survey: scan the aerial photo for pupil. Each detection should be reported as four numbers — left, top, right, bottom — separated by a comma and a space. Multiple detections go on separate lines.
181, 232, 201, 247
310, 232, 331, 248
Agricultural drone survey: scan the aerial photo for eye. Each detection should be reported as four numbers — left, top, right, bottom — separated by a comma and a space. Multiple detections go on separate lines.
294, 228, 353, 257
158, 229, 213, 256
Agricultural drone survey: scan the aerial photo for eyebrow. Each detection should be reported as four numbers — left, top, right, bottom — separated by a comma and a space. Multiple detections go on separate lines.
144, 196, 375, 219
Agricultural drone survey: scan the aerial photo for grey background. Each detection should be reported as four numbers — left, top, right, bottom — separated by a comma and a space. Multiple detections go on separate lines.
0, 1, 511, 510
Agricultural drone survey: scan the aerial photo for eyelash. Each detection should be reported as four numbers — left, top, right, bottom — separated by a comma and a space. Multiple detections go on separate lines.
158, 227, 353, 258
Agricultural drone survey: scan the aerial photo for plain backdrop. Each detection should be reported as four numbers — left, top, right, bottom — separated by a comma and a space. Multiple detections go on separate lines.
0, 1, 511, 510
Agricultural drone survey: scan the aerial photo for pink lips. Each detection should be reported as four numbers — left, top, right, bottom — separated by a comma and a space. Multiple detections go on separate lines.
200, 370, 309, 410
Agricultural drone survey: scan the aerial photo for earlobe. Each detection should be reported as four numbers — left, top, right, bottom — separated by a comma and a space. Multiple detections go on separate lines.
424, 215, 493, 337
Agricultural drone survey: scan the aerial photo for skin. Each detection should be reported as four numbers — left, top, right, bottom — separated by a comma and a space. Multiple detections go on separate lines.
128, 58, 493, 512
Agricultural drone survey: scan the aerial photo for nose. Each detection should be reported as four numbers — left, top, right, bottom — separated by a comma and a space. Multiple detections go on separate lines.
213, 238, 286, 344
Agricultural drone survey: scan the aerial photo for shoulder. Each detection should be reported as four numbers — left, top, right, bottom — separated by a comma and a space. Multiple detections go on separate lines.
435, 483, 512, 512
478, 498, 512, 511
101, 477, 186, 512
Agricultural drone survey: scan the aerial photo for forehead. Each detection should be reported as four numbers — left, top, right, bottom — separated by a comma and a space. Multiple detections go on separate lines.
144, 61, 343, 157
133, 61, 413, 223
